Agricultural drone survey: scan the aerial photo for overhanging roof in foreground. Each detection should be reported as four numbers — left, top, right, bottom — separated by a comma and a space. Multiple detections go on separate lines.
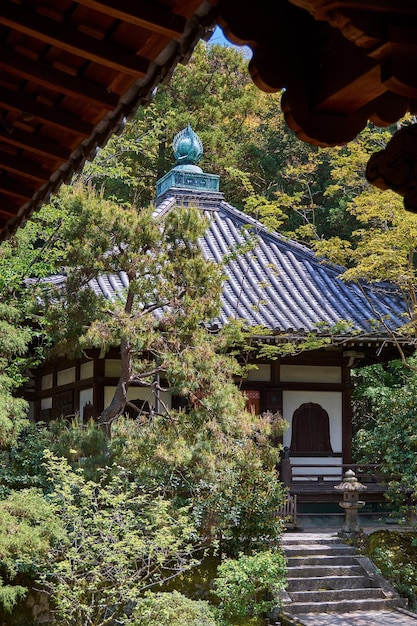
2, 1, 417, 240
0, 0, 216, 241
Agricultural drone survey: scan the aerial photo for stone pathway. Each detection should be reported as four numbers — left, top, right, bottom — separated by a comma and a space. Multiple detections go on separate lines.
294, 609, 417, 625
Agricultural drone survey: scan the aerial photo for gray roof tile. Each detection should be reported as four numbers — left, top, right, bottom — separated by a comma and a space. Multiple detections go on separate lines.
45, 194, 407, 341
194, 199, 406, 336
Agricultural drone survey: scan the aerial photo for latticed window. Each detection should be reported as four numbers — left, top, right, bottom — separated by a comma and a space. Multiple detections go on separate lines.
243, 389, 260, 415
53, 390, 74, 419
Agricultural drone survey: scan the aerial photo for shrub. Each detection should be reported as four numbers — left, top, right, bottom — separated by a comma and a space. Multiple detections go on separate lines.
131, 590, 218, 626
212, 550, 286, 622
367, 530, 417, 610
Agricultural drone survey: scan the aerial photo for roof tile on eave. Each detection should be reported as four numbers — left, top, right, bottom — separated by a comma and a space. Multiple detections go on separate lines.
203, 201, 407, 335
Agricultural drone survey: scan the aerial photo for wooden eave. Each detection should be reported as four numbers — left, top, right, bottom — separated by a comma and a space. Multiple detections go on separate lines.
0, 0, 217, 240
217, 0, 417, 147
3, 1, 417, 240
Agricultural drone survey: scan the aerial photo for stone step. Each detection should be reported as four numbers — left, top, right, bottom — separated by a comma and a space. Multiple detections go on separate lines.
279, 532, 406, 619
286, 555, 359, 567
282, 597, 406, 615
287, 587, 386, 603
284, 544, 356, 557
286, 564, 364, 578
281, 534, 345, 546
286, 575, 376, 591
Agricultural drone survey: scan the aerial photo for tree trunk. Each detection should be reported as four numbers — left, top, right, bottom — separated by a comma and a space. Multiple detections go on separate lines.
98, 338, 132, 435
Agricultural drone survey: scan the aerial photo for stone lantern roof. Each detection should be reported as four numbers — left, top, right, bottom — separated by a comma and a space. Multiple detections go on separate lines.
335, 470, 367, 493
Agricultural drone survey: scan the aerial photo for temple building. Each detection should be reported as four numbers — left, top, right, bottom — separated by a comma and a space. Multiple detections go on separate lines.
31, 126, 410, 511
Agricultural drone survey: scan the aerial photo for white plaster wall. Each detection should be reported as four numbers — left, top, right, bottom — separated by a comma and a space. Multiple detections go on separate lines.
104, 386, 172, 413
57, 367, 76, 386
105, 360, 121, 377
246, 364, 271, 381
290, 456, 343, 481
41, 373, 53, 390
280, 365, 341, 383
80, 361, 94, 379
282, 390, 342, 454
41, 397, 52, 410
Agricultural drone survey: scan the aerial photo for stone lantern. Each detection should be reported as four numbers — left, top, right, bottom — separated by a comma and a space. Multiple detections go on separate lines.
335, 469, 367, 537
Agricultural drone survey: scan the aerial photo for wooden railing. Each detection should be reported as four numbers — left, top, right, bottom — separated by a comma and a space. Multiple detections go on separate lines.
281, 460, 385, 487
276, 494, 298, 528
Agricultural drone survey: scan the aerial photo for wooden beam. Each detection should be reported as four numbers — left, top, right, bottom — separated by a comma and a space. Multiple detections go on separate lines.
0, 89, 94, 137
0, 1, 150, 77
0, 128, 71, 160
74, 0, 186, 39
0, 197, 22, 219
0, 48, 119, 109
0, 176, 36, 201
0, 153, 51, 183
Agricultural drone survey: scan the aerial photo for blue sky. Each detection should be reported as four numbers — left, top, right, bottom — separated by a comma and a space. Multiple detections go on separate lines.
209, 26, 252, 57
209, 26, 233, 47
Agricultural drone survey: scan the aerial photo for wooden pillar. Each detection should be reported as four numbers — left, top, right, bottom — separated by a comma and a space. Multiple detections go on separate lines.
93, 355, 105, 419
342, 360, 353, 464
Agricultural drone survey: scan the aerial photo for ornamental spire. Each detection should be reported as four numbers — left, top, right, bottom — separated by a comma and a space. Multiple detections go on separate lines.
155, 124, 220, 200
173, 124, 203, 168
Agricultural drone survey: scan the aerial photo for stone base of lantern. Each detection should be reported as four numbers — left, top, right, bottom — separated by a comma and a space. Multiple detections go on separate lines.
338, 500, 365, 538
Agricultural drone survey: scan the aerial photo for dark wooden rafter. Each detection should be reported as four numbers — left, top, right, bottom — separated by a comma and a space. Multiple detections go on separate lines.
216, 0, 417, 210
0, 47, 119, 109
0, 197, 23, 220
0, 89, 94, 137
0, 128, 71, 161
0, 0, 216, 240
0, 1, 151, 77
217, 0, 417, 145
0, 153, 50, 183
73, 0, 187, 39
1, 1, 417, 238
0, 176, 36, 201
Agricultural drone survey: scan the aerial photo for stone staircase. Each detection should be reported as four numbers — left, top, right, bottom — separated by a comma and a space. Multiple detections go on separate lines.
280, 533, 406, 616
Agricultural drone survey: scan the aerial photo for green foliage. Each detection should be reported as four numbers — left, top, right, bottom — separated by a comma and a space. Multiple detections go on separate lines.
367, 530, 417, 610
111, 407, 287, 556
42, 452, 202, 626
312, 120, 417, 349
212, 550, 286, 623
0, 419, 111, 497
39, 183, 228, 427
131, 590, 218, 626
0, 489, 63, 613
48, 418, 110, 481
353, 361, 417, 510
0, 303, 31, 449
0, 423, 52, 496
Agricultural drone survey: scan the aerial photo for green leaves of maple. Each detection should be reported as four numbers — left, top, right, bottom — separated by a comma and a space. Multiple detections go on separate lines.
42, 452, 200, 626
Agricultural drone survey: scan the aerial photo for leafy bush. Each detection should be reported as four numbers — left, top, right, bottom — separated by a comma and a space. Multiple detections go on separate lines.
212, 550, 286, 622
367, 530, 417, 610
41, 452, 202, 626
353, 362, 417, 512
0, 489, 63, 613
131, 590, 218, 626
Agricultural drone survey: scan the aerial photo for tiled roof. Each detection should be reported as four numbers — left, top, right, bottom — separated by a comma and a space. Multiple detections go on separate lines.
199, 200, 407, 336
85, 193, 407, 341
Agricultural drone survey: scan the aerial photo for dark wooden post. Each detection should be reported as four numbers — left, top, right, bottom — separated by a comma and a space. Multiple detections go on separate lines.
281, 447, 292, 487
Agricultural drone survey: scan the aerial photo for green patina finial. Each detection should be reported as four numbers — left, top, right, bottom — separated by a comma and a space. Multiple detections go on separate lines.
155, 124, 219, 198
173, 124, 203, 169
